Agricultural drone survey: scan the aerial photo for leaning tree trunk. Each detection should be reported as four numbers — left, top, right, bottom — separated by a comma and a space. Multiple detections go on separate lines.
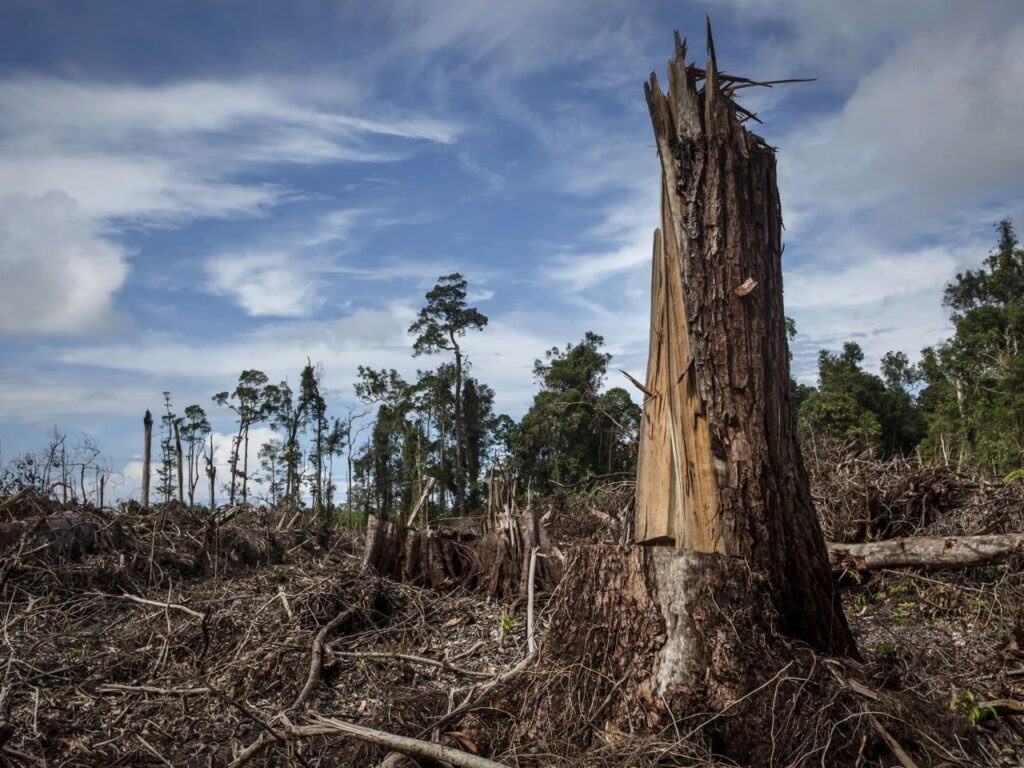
477, 28, 859, 766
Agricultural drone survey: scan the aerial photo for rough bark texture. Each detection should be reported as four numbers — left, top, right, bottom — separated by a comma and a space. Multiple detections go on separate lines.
478, 544, 797, 763
634, 32, 854, 656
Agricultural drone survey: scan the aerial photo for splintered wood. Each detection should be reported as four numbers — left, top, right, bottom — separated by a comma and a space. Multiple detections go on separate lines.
632, 29, 854, 654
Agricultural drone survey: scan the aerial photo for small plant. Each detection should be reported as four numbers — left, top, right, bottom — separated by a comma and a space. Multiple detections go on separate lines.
890, 602, 915, 627
877, 640, 896, 656
499, 613, 518, 633
949, 689, 995, 725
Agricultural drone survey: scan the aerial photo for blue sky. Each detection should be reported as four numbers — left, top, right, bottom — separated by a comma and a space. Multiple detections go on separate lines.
1, 1, 1022, 497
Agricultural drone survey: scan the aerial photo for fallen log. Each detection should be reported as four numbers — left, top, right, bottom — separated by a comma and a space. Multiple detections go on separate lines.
828, 533, 1024, 572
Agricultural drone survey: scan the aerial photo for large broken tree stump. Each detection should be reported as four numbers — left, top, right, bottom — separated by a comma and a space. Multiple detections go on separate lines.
630, 27, 855, 657
471, 28, 864, 765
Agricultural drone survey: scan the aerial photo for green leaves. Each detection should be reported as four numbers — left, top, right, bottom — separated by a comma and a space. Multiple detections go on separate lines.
408, 273, 489, 357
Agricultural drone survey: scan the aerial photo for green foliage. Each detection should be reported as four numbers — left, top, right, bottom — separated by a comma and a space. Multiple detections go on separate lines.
512, 332, 640, 494
797, 342, 925, 455
408, 273, 488, 357
212, 369, 277, 505
949, 689, 995, 725
408, 273, 489, 513
917, 220, 1024, 473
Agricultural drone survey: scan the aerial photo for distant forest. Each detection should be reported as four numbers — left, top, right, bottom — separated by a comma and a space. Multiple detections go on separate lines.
4, 220, 1023, 517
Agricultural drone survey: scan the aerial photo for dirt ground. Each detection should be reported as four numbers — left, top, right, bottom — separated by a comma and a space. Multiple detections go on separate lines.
1, 453, 1023, 767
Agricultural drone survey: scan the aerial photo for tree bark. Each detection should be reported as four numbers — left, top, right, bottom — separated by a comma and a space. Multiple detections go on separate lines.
633, 30, 854, 655
829, 533, 1024, 572
142, 410, 153, 509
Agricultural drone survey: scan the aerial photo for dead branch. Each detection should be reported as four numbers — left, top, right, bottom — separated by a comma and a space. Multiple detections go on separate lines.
97, 592, 204, 620
290, 606, 355, 711
229, 716, 511, 768
829, 532, 1024, 572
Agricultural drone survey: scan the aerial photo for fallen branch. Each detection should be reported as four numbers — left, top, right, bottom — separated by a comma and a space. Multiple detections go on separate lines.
96, 684, 210, 697
331, 650, 491, 679
828, 532, 1024, 572
290, 606, 355, 711
229, 717, 511, 768
97, 592, 204, 620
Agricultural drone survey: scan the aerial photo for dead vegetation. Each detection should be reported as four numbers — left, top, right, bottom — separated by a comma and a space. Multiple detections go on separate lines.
2, 441, 1023, 767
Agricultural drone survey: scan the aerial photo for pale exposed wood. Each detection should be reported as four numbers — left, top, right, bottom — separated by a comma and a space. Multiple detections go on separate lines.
99, 592, 204, 621
828, 533, 1024, 572
404, 476, 435, 528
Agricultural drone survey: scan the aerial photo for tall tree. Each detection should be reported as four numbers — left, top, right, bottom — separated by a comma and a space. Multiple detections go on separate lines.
257, 438, 285, 506
180, 405, 210, 506
919, 220, 1024, 472
354, 367, 413, 518
213, 369, 274, 505
409, 274, 488, 512
323, 417, 347, 515
515, 332, 640, 493
157, 392, 179, 503
267, 379, 307, 507
461, 377, 496, 509
300, 363, 328, 512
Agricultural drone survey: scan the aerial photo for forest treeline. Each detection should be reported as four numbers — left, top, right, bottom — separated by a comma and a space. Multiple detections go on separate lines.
3, 221, 1022, 517
794, 220, 1024, 476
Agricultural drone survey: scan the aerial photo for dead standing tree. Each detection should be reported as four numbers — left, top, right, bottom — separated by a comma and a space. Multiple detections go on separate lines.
142, 410, 153, 509
632, 26, 854, 655
484, 27, 860, 763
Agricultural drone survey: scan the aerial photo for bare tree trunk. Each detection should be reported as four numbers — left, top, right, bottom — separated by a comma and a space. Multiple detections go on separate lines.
347, 429, 354, 527
438, 410, 447, 517
242, 425, 250, 505
142, 410, 153, 508
452, 334, 464, 514
208, 433, 216, 511
174, 421, 184, 505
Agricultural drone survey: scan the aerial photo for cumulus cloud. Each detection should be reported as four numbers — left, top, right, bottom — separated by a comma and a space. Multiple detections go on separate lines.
0, 192, 130, 335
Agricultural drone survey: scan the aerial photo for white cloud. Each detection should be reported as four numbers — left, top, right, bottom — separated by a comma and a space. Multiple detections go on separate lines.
0, 77, 456, 225
780, 18, 1024, 235
206, 251, 323, 318
0, 192, 130, 335
785, 248, 956, 312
